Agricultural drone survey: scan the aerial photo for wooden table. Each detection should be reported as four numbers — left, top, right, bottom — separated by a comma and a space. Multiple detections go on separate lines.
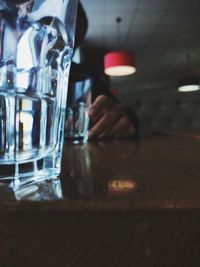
1, 135, 200, 266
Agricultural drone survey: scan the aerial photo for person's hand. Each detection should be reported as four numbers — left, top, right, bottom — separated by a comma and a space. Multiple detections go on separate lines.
88, 95, 136, 140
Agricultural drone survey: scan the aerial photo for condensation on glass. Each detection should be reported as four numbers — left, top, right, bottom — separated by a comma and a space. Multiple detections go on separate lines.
0, 0, 78, 180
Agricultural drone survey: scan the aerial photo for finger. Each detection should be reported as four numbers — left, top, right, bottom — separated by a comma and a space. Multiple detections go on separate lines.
103, 116, 133, 138
114, 124, 136, 139
89, 110, 102, 125
88, 111, 119, 139
88, 95, 113, 118
65, 118, 71, 131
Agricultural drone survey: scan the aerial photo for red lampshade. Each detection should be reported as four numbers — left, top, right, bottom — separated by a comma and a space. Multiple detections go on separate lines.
104, 51, 136, 76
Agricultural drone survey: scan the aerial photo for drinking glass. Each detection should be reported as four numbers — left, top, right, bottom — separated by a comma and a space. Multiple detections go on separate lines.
0, 0, 78, 180
65, 73, 92, 143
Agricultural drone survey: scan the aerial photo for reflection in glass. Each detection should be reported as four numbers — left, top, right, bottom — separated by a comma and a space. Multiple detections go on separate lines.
10, 178, 63, 201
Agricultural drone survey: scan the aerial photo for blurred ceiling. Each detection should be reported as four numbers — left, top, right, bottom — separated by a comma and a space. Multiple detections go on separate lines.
80, 0, 200, 100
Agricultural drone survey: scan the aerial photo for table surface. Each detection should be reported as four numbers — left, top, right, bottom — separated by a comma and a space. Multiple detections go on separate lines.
1, 134, 200, 267
1, 133, 200, 210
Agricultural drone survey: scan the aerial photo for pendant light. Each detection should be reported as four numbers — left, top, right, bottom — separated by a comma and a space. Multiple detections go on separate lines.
178, 53, 199, 92
104, 17, 136, 77
178, 76, 200, 92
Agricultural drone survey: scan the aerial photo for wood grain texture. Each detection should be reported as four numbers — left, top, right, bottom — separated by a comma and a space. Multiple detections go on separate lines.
1, 136, 200, 266
1, 211, 200, 266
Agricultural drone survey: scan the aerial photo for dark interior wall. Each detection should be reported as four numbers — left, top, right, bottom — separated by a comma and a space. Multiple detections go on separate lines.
119, 89, 200, 133
81, 44, 107, 73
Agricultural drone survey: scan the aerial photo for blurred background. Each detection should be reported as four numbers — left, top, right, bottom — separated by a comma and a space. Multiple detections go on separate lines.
76, 0, 200, 133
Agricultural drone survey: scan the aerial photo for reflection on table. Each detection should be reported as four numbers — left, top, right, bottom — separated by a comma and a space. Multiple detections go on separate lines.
0, 178, 62, 201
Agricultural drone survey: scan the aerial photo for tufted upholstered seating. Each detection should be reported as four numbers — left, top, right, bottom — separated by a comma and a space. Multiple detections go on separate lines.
129, 90, 200, 134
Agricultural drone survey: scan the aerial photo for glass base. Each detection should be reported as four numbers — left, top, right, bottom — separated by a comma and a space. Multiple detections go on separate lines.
0, 109, 66, 181
0, 153, 61, 181
0, 175, 63, 201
